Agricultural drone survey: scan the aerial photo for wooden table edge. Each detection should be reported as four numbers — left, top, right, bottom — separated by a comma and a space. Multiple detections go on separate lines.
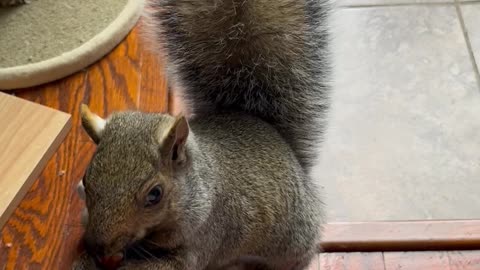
0, 109, 72, 230
319, 219, 480, 252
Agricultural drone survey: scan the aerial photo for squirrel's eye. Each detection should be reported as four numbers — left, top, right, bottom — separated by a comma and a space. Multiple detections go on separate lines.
145, 185, 163, 207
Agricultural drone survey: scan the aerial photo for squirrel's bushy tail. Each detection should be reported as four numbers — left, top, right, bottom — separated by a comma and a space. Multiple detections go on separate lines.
145, 0, 331, 171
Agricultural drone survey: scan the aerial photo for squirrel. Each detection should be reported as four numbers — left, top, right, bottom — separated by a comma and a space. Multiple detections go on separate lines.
73, 0, 331, 269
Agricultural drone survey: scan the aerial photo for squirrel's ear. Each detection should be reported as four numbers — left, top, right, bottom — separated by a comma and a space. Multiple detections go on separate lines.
80, 104, 106, 144
160, 115, 190, 166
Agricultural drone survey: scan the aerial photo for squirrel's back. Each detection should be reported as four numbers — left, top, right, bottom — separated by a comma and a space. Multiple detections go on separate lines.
145, 0, 331, 171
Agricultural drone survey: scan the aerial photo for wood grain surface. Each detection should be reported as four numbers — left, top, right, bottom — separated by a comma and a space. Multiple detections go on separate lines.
0, 25, 169, 270
0, 92, 71, 231
1, 22, 479, 270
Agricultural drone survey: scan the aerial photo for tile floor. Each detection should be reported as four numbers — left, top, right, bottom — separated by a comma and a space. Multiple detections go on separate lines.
313, 0, 480, 222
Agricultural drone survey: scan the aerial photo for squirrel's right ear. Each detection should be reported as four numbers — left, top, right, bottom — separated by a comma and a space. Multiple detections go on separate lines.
159, 115, 190, 166
80, 104, 106, 144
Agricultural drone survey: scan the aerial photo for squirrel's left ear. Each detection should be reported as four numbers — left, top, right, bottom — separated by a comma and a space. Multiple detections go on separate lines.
80, 104, 106, 144
160, 115, 190, 166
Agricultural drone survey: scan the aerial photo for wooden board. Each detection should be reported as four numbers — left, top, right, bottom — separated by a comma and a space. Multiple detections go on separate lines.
0, 92, 71, 230
321, 220, 480, 252
0, 22, 169, 269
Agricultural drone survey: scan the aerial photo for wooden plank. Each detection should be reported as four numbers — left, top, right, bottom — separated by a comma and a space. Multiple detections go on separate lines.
384, 251, 451, 270
321, 220, 480, 252
0, 23, 169, 269
319, 252, 385, 270
82, 25, 141, 116
0, 92, 71, 230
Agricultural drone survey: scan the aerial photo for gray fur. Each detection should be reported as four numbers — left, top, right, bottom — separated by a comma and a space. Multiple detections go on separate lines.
74, 0, 330, 269
145, 0, 332, 172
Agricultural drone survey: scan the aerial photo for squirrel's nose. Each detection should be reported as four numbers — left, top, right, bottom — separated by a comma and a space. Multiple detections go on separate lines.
83, 235, 106, 258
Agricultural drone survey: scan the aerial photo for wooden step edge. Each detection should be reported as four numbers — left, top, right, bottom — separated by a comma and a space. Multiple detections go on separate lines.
320, 219, 480, 252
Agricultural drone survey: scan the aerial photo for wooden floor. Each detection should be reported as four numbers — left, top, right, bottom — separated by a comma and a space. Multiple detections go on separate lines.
1, 23, 479, 270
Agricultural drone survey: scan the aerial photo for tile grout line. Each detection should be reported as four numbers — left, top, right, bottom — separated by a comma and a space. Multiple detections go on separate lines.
454, 0, 480, 91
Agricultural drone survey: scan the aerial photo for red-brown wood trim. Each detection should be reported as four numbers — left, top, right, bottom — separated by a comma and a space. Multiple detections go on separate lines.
320, 220, 480, 252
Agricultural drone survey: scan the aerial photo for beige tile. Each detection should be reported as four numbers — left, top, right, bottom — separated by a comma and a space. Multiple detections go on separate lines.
314, 6, 480, 222
462, 4, 480, 63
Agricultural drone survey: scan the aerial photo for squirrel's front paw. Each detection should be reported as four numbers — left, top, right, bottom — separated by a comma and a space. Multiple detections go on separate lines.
72, 253, 98, 270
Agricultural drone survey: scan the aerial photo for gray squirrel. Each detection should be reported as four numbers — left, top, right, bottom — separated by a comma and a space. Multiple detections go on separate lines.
73, 0, 331, 269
